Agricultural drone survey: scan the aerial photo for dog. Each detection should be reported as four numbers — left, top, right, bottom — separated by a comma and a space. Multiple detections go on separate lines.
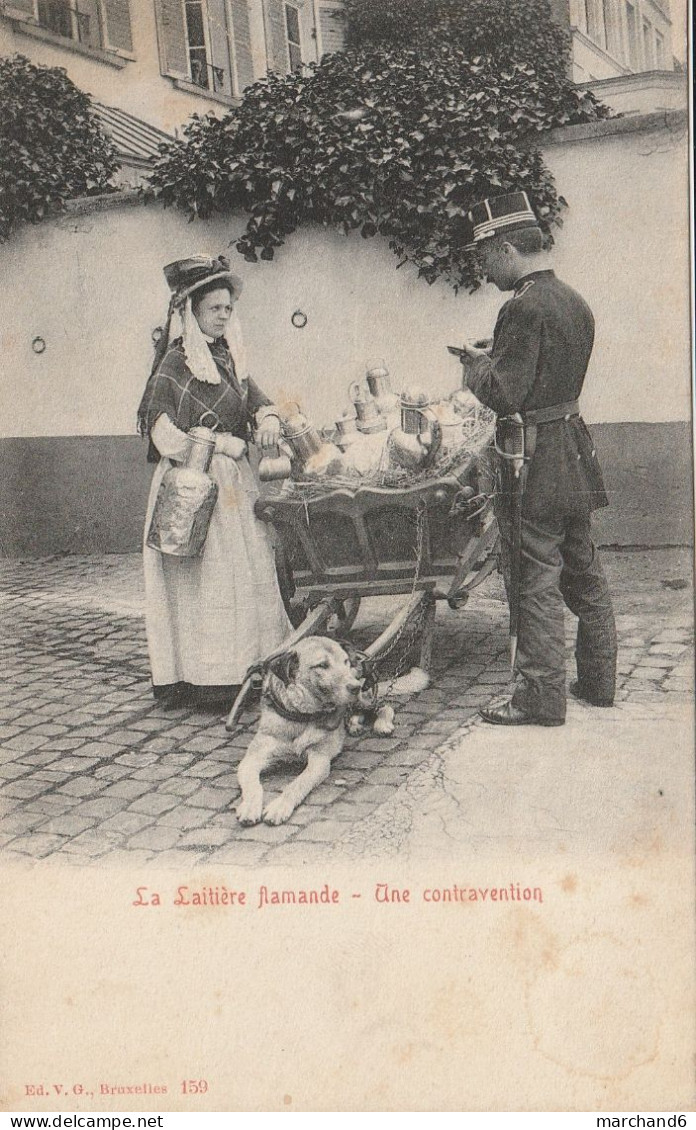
235, 637, 428, 826
236, 636, 364, 826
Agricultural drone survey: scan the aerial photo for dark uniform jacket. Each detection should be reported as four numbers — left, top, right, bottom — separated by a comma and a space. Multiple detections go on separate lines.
467, 269, 608, 520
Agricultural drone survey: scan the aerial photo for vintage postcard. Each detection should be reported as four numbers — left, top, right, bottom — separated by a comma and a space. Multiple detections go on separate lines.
0, 0, 693, 1114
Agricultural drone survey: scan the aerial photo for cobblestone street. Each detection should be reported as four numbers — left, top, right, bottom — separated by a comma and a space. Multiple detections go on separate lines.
0, 548, 692, 867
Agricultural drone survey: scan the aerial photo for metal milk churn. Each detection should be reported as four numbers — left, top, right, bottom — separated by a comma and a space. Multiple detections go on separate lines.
281, 405, 344, 478
349, 381, 387, 434
389, 388, 443, 471
435, 400, 464, 455
365, 359, 400, 425
334, 412, 360, 452
258, 443, 293, 482
146, 426, 219, 557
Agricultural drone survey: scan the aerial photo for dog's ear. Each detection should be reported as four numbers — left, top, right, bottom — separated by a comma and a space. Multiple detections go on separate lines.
267, 650, 299, 685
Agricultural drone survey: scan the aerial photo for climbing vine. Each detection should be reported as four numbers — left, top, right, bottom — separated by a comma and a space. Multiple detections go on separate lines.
0, 54, 118, 242
147, 0, 611, 290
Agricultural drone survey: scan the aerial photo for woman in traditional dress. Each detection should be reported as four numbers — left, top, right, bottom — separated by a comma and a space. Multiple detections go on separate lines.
137, 255, 291, 710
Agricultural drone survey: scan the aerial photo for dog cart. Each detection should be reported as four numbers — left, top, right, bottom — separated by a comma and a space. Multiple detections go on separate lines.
226, 420, 499, 730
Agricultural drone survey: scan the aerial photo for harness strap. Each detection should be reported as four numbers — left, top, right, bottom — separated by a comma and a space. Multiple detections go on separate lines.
522, 399, 580, 425
263, 682, 345, 731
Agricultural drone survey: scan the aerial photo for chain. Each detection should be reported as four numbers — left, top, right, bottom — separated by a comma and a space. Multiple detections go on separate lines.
375, 501, 431, 695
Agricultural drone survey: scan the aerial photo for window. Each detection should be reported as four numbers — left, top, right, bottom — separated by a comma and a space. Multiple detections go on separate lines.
586, 0, 607, 48
284, 2, 302, 71
602, 0, 618, 54
183, 0, 231, 93
156, 0, 245, 99
14, 0, 133, 53
654, 28, 665, 66
625, 0, 639, 67
36, 0, 101, 46
316, 1, 345, 55
575, 0, 589, 32
642, 17, 654, 66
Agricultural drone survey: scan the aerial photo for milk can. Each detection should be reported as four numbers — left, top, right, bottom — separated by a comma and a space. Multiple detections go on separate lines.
365, 359, 400, 423
146, 426, 219, 557
348, 381, 387, 434
389, 389, 443, 471
281, 405, 345, 478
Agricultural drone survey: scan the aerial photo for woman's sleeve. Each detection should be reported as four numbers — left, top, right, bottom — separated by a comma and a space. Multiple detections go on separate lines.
246, 377, 282, 427
150, 414, 190, 462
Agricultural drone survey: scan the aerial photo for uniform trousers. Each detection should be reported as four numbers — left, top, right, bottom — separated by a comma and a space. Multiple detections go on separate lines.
496, 512, 617, 722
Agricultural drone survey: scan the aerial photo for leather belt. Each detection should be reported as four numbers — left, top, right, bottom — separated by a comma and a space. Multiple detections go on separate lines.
521, 399, 580, 425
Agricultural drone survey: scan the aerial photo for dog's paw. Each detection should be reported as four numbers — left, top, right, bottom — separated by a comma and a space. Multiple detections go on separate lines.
263, 795, 296, 825
372, 704, 396, 735
236, 797, 264, 825
346, 713, 366, 736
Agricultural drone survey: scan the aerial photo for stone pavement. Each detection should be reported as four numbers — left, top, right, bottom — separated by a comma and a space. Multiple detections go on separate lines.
0, 548, 692, 867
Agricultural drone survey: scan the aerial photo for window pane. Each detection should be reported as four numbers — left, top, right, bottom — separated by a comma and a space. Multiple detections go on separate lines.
185, 1, 206, 47
75, 0, 100, 48
288, 40, 303, 70
37, 0, 73, 39
190, 47, 210, 87
626, 1, 639, 67
285, 3, 300, 44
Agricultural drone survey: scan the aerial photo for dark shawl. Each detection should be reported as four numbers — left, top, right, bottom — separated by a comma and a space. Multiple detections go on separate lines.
137, 338, 271, 463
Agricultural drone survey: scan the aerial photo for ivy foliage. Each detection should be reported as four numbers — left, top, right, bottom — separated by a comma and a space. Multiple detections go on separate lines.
0, 54, 118, 242
147, 0, 610, 290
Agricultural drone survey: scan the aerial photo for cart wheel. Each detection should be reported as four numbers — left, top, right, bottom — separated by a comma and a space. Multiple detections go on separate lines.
275, 546, 307, 628
328, 597, 361, 637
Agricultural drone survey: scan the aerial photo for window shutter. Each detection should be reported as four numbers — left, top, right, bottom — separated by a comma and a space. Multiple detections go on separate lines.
207, 0, 233, 94
154, 0, 190, 78
102, 0, 133, 52
317, 3, 345, 56
262, 0, 288, 72
229, 0, 255, 90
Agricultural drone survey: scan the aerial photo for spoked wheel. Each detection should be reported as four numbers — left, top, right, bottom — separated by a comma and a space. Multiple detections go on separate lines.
274, 545, 307, 628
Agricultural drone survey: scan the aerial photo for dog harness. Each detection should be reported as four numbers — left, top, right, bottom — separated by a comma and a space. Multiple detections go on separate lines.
262, 682, 345, 731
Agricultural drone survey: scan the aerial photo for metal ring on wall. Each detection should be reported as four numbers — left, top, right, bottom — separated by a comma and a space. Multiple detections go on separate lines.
291, 310, 308, 329
32, 336, 46, 354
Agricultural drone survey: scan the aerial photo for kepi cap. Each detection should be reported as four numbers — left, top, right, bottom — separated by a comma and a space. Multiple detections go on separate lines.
464, 191, 539, 249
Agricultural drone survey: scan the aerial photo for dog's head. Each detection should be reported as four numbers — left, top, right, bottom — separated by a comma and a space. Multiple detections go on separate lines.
267, 637, 363, 708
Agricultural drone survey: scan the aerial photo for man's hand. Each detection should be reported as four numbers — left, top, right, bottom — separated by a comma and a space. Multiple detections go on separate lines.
461, 339, 492, 359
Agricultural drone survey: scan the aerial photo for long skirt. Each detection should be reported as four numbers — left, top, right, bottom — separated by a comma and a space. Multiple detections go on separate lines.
143, 453, 291, 691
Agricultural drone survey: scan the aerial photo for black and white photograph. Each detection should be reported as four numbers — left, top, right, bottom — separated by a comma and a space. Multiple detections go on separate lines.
0, 0, 693, 1115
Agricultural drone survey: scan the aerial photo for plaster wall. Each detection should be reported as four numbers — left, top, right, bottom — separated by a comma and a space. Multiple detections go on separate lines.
0, 114, 690, 443
0, 112, 691, 555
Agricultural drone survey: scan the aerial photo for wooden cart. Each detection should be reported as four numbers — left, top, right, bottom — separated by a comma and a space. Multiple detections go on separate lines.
226, 438, 498, 729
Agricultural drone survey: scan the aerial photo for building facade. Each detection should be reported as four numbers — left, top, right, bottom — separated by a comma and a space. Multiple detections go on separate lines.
0, 0, 684, 137
566, 0, 675, 81
0, 0, 346, 132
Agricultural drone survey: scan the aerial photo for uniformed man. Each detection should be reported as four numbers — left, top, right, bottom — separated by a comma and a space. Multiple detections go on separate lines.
460, 191, 617, 726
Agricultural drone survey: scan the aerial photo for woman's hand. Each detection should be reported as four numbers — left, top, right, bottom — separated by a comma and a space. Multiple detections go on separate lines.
256, 412, 282, 450
215, 435, 247, 460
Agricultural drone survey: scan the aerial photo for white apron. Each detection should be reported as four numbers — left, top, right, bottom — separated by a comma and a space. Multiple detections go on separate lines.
143, 452, 291, 687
